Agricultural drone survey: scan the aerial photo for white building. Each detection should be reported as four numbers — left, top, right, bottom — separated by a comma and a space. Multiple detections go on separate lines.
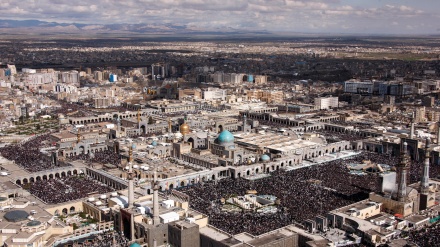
202, 88, 227, 101
25, 72, 58, 90
315, 97, 339, 110
54, 84, 77, 93
60, 71, 79, 84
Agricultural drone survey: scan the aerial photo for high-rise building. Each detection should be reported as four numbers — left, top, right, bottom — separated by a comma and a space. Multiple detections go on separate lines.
59, 71, 80, 84
314, 97, 339, 110
94, 71, 103, 81
109, 74, 118, 82
94, 98, 111, 108
344, 81, 374, 94
246, 89, 284, 103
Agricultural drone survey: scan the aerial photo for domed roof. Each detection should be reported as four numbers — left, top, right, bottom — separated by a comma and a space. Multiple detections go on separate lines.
27, 220, 41, 227
180, 123, 190, 135
4, 210, 29, 222
261, 154, 270, 162
218, 130, 234, 144
129, 243, 141, 247
151, 141, 158, 146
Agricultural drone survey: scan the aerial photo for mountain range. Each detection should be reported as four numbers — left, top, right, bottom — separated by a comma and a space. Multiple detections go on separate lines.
0, 19, 270, 36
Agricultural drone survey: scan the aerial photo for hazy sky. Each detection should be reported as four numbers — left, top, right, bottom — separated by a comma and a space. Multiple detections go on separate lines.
1, 0, 439, 34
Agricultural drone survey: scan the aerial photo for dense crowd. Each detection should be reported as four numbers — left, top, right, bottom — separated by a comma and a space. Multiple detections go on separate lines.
409, 158, 440, 184
67, 150, 121, 166
316, 129, 365, 141
180, 152, 384, 235
56, 231, 129, 247
179, 150, 440, 236
406, 223, 440, 247
0, 134, 70, 172
49, 102, 90, 116
27, 176, 114, 204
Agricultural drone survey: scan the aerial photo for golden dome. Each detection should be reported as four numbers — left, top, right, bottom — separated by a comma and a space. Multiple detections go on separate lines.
180, 123, 190, 135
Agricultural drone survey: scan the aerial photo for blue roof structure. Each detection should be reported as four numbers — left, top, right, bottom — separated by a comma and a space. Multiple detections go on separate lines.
261, 154, 270, 162
218, 130, 234, 144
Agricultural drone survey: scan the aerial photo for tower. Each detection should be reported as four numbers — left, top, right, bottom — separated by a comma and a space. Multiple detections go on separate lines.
127, 144, 135, 209
76, 128, 81, 143
421, 139, 430, 195
437, 122, 440, 144
152, 169, 160, 225
396, 142, 410, 202
243, 114, 247, 130
168, 117, 172, 133
137, 108, 141, 124
410, 112, 415, 139
117, 117, 121, 131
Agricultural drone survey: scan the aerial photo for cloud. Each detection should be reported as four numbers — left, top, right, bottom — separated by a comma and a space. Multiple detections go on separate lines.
0, 0, 437, 34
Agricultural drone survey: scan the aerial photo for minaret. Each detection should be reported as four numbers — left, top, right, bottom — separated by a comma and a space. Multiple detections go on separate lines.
168, 117, 172, 133
437, 122, 440, 144
152, 169, 160, 225
127, 144, 135, 208
421, 139, 431, 194
117, 117, 121, 131
243, 114, 247, 131
137, 108, 141, 125
397, 142, 410, 202
410, 112, 415, 139
76, 128, 81, 143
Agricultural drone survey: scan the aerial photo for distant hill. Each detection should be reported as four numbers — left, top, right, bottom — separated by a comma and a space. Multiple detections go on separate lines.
0, 19, 271, 36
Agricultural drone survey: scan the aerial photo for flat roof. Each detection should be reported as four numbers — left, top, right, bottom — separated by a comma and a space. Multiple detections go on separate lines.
235, 132, 317, 153
246, 232, 289, 246
199, 226, 231, 241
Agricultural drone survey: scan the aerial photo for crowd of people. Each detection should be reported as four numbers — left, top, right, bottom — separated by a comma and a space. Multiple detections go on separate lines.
27, 176, 114, 204
316, 129, 365, 142
49, 101, 90, 116
67, 150, 121, 166
329, 120, 373, 129
179, 150, 440, 236
55, 231, 129, 247
179, 152, 384, 235
0, 134, 70, 172
405, 222, 440, 247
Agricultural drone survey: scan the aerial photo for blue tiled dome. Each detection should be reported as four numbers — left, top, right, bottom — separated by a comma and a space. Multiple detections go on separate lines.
218, 130, 234, 144
261, 154, 270, 162
151, 141, 157, 146
130, 243, 141, 247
